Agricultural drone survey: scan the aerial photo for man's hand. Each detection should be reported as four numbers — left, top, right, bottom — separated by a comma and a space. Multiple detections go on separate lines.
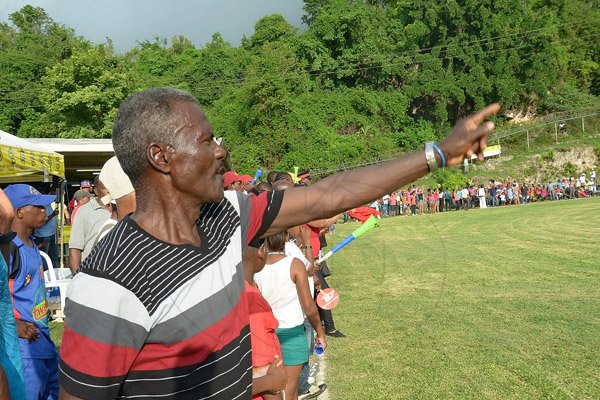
299, 224, 311, 245
16, 320, 39, 343
69, 247, 82, 274
313, 274, 321, 292
440, 103, 501, 166
266, 356, 287, 394
316, 336, 327, 351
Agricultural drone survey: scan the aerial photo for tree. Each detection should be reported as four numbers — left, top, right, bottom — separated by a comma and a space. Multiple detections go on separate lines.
22, 45, 132, 138
0, 6, 88, 134
1, 2, 598, 176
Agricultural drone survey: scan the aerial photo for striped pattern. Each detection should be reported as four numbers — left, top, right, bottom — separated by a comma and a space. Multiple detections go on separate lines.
59, 190, 283, 400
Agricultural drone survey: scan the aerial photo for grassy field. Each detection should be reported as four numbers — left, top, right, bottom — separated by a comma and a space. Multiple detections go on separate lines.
48, 197, 599, 399
324, 197, 600, 399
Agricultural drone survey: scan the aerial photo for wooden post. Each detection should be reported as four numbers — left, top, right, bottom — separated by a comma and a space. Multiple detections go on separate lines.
526, 130, 530, 149
582, 117, 585, 133
554, 122, 558, 143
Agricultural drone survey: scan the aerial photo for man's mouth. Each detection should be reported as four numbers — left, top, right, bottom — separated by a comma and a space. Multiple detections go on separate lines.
215, 164, 227, 176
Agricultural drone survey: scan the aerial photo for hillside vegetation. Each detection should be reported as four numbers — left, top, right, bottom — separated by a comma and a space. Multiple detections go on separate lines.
0, 1, 599, 173
401, 114, 600, 189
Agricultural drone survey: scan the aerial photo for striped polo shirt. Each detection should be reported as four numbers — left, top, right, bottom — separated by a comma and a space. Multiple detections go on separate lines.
59, 190, 283, 400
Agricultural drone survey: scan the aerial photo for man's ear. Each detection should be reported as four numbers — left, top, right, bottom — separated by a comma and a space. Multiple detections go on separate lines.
147, 143, 173, 174
257, 242, 267, 264
14, 208, 25, 220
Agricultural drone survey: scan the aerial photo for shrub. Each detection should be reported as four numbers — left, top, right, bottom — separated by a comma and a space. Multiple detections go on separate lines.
540, 150, 555, 162
562, 162, 577, 177
433, 168, 467, 190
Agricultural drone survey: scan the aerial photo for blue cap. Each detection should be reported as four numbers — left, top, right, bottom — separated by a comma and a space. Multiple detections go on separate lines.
3, 184, 56, 209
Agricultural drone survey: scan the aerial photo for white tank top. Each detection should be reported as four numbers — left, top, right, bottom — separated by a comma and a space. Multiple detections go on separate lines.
284, 241, 315, 296
254, 255, 304, 328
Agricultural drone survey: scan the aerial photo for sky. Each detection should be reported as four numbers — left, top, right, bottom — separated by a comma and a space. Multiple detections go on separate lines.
0, 0, 306, 52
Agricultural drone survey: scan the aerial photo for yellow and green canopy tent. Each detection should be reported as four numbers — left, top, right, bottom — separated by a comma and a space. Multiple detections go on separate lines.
0, 130, 70, 268
0, 129, 65, 183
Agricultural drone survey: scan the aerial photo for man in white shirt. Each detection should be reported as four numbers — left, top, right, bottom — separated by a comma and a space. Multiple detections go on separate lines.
461, 187, 470, 209
478, 185, 487, 208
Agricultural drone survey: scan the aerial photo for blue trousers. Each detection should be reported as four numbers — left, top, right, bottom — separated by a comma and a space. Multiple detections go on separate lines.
22, 355, 59, 400
298, 318, 315, 394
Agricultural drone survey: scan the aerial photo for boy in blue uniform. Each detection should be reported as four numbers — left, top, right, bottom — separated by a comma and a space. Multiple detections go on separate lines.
4, 184, 59, 400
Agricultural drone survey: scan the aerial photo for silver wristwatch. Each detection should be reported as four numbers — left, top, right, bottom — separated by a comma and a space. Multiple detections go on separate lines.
425, 141, 438, 173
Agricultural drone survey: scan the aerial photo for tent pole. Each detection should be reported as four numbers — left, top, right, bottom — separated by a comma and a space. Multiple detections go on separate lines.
58, 179, 65, 269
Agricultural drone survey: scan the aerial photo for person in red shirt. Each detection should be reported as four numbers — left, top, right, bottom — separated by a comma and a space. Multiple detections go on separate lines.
67, 180, 92, 215
69, 190, 93, 224
244, 244, 287, 400
389, 193, 398, 216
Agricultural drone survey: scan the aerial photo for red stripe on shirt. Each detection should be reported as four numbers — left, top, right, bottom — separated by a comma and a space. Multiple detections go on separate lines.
308, 225, 321, 259
60, 325, 140, 378
131, 291, 249, 371
8, 279, 21, 320
246, 193, 268, 246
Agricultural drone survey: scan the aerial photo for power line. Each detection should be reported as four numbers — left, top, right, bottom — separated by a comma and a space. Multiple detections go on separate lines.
489, 109, 600, 141
2, 28, 599, 108
128, 27, 600, 91
309, 112, 600, 178
0, 20, 597, 98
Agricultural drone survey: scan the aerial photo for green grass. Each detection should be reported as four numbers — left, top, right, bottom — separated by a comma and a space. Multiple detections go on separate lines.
47, 198, 600, 399
325, 197, 600, 399
49, 321, 63, 348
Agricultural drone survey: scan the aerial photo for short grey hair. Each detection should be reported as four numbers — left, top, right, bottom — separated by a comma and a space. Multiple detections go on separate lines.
111, 88, 198, 186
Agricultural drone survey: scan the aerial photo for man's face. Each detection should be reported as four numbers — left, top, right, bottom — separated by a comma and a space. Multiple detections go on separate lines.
78, 197, 91, 206
168, 102, 226, 203
18, 205, 47, 228
94, 181, 108, 199
242, 182, 254, 192
281, 175, 293, 183
229, 180, 243, 192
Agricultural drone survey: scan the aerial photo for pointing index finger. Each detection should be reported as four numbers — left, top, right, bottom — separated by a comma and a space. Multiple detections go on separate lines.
470, 103, 501, 126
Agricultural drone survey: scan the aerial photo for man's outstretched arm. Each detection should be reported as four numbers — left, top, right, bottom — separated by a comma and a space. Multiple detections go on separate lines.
265, 103, 500, 235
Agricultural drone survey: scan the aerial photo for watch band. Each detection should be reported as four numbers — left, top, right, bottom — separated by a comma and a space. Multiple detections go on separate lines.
425, 141, 438, 173
432, 143, 446, 168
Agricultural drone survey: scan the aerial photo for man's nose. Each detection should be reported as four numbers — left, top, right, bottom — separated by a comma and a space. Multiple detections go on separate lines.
215, 144, 227, 160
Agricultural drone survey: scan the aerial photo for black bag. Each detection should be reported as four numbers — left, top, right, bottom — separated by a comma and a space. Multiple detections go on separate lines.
318, 233, 328, 249
320, 260, 332, 278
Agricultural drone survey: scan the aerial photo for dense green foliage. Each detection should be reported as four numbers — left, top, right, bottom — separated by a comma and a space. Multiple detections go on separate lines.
1, 1, 599, 172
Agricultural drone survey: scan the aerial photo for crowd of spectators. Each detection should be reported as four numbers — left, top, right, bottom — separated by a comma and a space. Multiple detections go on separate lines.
367, 170, 598, 216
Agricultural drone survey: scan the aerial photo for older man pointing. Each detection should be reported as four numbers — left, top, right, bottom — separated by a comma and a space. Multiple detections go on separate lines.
59, 88, 499, 400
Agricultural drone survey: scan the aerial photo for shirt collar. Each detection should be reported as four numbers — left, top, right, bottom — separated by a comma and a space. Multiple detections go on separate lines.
12, 235, 36, 248
90, 197, 104, 210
